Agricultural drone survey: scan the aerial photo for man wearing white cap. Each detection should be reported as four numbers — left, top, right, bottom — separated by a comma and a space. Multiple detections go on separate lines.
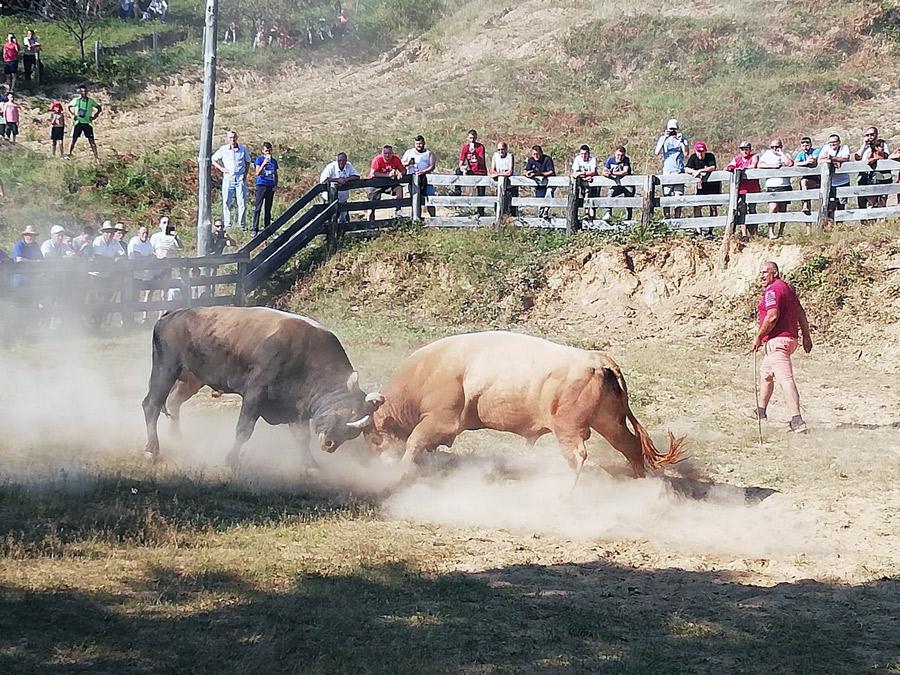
654, 118, 689, 220
41, 225, 75, 258
92, 220, 125, 259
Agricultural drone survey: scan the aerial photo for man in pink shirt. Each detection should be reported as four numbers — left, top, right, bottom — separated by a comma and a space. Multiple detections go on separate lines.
451, 128, 488, 215
366, 144, 406, 221
752, 260, 813, 433
2, 90, 19, 142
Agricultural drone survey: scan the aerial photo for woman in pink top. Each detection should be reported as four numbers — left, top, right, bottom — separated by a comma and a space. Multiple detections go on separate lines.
2, 91, 19, 143
3, 34, 19, 89
726, 140, 760, 238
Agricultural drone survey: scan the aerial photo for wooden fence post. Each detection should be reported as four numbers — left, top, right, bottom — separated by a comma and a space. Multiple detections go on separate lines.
641, 174, 655, 228
496, 175, 508, 221
122, 272, 135, 327
94, 40, 101, 72
411, 174, 422, 221
815, 161, 833, 234
152, 32, 160, 65
326, 182, 340, 252
565, 178, 579, 235
723, 169, 742, 240
235, 260, 247, 306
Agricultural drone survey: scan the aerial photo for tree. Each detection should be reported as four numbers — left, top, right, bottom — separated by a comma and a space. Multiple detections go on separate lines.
33, 0, 117, 64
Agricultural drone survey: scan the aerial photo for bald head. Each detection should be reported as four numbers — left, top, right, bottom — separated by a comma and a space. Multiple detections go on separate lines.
759, 260, 780, 286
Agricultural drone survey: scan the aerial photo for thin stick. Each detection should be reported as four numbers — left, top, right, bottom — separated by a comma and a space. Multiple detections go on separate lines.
753, 349, 763, 447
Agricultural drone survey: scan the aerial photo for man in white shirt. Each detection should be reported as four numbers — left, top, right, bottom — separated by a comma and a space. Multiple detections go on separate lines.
654, 118, 689, 219
211, 130, 252, 230
854, 126, 891, 209
41, 225, 75, 258
401, 135, 437, 217
489, 142, 515, 216
571, 144, 599, 220
319, 152, 360, 223
92, 221, 125, 259
127, 225, 155, 319
758, 138, 794, 240
818, 133, 852, 215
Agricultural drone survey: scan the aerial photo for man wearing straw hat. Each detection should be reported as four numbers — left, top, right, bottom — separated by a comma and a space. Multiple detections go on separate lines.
92, 220, 125, 259
13, 225, 43, 263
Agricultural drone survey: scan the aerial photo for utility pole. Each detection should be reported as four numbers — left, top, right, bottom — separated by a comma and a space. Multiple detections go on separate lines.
196, 0, 219, 256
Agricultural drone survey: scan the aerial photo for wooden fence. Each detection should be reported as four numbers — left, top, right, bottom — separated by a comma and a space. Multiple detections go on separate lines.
0, 252, 249, 326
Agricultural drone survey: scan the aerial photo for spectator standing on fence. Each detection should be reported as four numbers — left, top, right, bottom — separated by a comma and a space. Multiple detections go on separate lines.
67, 86, 102, 160
602, 146, 635, 223
758, 138, 794, 240
209, 219, 236, 255
402, 135, 437, 218
319, 151, 360, 224
49, 100, 65, 156
252, 141, 278, 236
451, 129, 488, 216
524, 145, 556, 219
22, 30, 39, 82
685, 142, 719, 223
818, 134, 851, 217
489, 141, 516, 217
753, 260, 813, 434
571, 144, 598, 220
3, 34, 19, 91
41, 225, 74, 258
2, 91, 19, 142
793, 137, 820, 219
211, 130, 251, 230
366, 144, 406, 221
654, 118, 689, 220
726, 140, 760, 239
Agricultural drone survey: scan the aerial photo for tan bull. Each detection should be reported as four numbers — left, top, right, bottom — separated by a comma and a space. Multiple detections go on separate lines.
364, 331, 684, 479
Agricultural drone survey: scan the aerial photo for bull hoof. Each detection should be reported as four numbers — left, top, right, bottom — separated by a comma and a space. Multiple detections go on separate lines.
143, 450, 158, 463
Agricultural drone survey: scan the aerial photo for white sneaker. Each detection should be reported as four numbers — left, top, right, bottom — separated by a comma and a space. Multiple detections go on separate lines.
768, 230, 778, 240
394, 209, 404, 218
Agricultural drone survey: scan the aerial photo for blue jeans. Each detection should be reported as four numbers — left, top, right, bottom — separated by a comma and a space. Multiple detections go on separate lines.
222, 176, 247, 229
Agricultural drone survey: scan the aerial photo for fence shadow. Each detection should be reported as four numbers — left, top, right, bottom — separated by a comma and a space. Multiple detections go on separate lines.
1, 558, 898, 673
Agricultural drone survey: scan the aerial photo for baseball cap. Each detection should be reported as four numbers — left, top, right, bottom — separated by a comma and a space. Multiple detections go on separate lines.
695, 142, 707, 152
50, 225, 66, 235
738, 140, 752, 148
667, 118, 679, 129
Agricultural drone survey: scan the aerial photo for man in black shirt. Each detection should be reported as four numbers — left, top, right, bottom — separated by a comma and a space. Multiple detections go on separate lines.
685, 142, 719, 218
209, 219, 236, 256
524, 145, 556, 218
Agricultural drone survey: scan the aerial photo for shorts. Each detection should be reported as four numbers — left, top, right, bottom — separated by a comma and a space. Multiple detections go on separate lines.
3, 122, 17, 136
3, 60, 17, 75
765, 185, 792, 192
365, 186, 396, 200
696, 181, 721, 195
72, 123, 95, 141
760, 336, 798, 383
800, 176, 820, 188
51, 126, 65, 141
662, 184, 684, 196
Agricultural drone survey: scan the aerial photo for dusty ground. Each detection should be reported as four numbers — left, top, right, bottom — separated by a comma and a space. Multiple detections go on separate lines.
1, 323, 898, 672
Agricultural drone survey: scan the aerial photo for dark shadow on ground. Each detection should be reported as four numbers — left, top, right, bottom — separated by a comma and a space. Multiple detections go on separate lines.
1, 559, 898, 674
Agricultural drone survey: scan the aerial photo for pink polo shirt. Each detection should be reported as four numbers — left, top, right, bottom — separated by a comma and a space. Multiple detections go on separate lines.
757, 278, 800, 342
3, 102, 19, 124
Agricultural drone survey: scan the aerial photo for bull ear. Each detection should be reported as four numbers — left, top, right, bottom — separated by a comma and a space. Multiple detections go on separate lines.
346, 371, 359, 391
365, 391, 385, 410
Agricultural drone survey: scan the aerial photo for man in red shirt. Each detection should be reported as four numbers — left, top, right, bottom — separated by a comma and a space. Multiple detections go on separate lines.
451, 129, 488, 215
367, 144, 406, 221
752, 261, 813, 433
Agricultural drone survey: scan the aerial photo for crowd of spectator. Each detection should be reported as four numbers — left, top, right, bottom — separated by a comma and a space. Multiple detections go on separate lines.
222, 3, 350, 51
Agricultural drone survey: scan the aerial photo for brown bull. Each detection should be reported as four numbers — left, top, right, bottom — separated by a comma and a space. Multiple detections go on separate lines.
363, 331, 684, 478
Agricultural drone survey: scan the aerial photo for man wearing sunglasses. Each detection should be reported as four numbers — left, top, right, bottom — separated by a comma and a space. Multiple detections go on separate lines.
758, 138, 794, 240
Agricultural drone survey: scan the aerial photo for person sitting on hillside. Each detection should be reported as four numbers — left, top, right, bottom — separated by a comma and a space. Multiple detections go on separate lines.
489, 141, 516, 216
685, 142, 719, 223
758, 138, 794, 240
793, 136, 820, 218
41, 225, 75, 259
725, 140, 760, 239
654, 118, 689, 220
142, 0, 168, 22
451, 129, 488, 216
524, 145, 556, 219
320, 151, 360, 224
570, 144, 598, 220
366, 145, 405, 221
602, 146, 634, 222
402, 135, 437, 218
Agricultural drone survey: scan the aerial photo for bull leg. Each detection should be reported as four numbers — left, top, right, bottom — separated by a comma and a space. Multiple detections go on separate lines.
165, 372, 204, 438
289, 420, 320, 473
400, 417, 460, 476
226, 392, 262, 471
592, 416, 646, 478
142, 363, 182, 461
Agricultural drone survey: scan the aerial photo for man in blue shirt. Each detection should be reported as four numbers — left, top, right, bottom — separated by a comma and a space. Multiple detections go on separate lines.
211, 130, 252, 230
12, 224, 43, 288
524, 145, 556, 219
794, 136, 820, 217
252, 141, 278, 235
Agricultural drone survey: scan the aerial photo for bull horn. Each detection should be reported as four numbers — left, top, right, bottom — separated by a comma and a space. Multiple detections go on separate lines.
346, 371, 359, 391
346, 414, 371, 430
365, 392, 385, 408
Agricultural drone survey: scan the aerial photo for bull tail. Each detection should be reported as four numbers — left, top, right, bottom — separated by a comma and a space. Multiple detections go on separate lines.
605, 363, 686, 472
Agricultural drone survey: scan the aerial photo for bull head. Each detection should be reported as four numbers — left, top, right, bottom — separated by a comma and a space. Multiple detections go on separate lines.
344, 392, 384, 430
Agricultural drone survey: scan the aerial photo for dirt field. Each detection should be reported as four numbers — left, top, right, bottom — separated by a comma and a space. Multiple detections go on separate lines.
1, 321, 898, 673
